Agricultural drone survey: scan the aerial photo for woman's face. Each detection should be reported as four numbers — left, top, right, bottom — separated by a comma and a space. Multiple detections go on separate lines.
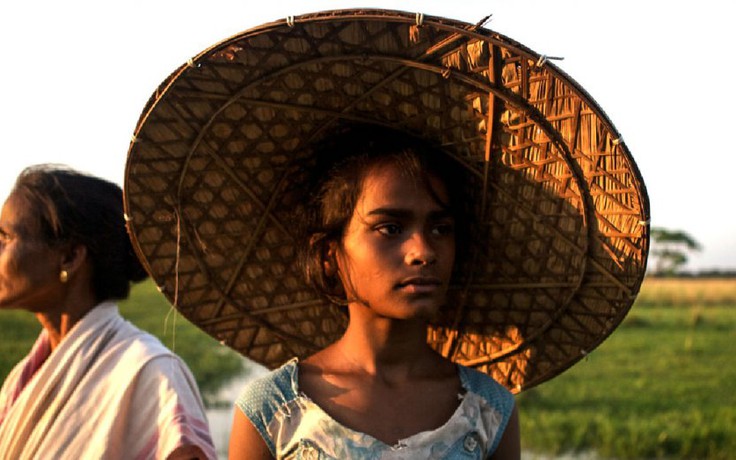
336, 162, 456, 320
0, 193, 64, 312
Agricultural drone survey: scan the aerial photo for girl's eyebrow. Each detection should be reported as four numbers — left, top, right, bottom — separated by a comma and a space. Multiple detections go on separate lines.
366, 207, 412, 218
366, 207, 453, 219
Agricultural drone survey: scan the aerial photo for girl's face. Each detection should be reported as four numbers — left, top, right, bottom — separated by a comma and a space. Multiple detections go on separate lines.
0, 193, 63, 312
335, 162, 455, 320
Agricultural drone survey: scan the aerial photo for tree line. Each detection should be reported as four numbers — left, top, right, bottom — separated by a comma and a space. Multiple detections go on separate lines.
647, 227, 736, 277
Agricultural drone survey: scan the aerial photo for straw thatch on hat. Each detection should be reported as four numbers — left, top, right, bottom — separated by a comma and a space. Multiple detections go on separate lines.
124, 9, 649, 393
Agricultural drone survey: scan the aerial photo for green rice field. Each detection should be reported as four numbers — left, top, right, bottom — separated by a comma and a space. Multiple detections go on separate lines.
2, 277, 735, 458
518, 287, 736, 458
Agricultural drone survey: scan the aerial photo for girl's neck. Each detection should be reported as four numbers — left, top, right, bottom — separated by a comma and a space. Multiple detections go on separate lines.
333, 307, 442, 382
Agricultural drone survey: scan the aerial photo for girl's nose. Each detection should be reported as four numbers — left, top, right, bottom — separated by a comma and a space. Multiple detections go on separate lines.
404, 232, 437, 266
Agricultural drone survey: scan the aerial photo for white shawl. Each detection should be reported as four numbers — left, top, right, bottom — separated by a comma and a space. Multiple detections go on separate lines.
0, 302, 216, 459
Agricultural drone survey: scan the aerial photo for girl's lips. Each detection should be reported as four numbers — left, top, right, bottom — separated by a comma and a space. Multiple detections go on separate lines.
399, 284, 440, 294
396, 277, 442, 293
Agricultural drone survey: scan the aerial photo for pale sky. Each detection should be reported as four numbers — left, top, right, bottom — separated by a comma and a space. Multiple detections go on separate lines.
1, 0, 734, 271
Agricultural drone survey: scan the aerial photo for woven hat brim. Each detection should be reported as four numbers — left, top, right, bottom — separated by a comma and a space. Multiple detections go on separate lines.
124, 9, 649, 393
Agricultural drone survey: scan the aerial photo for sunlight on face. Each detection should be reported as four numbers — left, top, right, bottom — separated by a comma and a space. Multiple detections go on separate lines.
336, 162, 455, 320
0, 194, 62, 312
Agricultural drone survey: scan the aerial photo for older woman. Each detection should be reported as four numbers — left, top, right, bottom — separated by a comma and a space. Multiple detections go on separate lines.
0, 165, 216, 459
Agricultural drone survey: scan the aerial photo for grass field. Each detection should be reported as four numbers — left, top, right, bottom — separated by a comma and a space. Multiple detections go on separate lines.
518, 277, 736, 459
634, 277, 736, 307
1, 277, 734, 457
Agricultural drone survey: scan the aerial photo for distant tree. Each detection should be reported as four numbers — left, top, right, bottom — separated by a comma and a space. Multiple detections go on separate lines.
649, 227, 702, 275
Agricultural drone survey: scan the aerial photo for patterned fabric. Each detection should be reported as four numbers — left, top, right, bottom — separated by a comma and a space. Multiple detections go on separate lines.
236, 359, 515, 459
0, 302, 216, 459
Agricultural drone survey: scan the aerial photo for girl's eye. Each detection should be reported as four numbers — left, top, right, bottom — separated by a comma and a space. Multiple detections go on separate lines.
376, 224, 402, 236
431, 223, 454, 236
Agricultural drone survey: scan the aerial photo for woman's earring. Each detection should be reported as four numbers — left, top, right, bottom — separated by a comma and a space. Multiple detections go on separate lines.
59, 270, 69, 283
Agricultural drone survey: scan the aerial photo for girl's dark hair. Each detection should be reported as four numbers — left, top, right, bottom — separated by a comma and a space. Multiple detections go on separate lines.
298, 125, 471, 305
11, 164, 148, 302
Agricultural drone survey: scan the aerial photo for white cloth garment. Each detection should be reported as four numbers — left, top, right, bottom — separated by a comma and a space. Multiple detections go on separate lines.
0, 302, 216, 459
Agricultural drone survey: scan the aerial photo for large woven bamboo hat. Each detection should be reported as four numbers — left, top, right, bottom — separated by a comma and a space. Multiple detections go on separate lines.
124, 9, 649, 393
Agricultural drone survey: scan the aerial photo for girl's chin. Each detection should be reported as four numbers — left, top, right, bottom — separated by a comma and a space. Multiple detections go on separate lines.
386, 301, 444, 321
348, 293, 447, 320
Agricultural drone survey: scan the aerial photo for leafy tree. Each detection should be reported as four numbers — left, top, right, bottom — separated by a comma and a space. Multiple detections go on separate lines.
649, 227, 702, 275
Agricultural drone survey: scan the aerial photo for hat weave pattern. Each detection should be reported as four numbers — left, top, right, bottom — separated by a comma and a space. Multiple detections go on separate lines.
125, 9, 649, 392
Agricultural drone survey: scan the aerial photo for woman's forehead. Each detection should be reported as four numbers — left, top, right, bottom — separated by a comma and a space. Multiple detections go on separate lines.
1, 192, 41, 238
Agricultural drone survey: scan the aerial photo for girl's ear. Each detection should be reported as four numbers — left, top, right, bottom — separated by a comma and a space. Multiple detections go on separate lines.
323, 241, 339, 277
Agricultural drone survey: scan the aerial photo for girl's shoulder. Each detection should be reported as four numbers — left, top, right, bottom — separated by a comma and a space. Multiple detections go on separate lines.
456, 365, 516, 456
457, 364, 515, 415
235, 360, 299, 421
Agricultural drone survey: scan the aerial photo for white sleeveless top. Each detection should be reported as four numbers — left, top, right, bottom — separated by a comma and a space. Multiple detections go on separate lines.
235, 358, 515, 459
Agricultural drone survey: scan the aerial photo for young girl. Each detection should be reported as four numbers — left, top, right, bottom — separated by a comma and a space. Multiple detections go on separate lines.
122, 8, 648, 459
228, 127, 520, 459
